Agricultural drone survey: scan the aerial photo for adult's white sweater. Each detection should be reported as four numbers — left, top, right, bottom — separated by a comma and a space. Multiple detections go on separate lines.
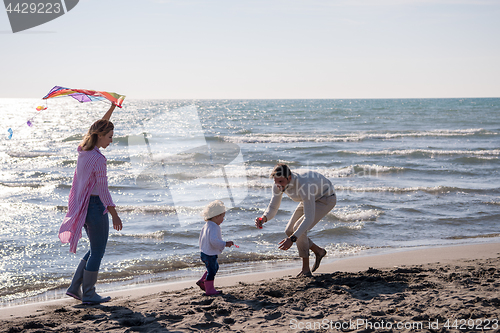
263, 171, 335, 239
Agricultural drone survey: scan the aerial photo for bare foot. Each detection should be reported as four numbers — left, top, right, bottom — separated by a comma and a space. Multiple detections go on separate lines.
296, 271, 313, 278
312, 248, 327, 272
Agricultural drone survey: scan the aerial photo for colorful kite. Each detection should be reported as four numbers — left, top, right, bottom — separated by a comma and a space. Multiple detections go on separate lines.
5, 86, 125, 139
42, 86, 126, 108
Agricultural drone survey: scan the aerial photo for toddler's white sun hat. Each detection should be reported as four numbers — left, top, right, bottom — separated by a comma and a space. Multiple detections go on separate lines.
202, 200, 226, 221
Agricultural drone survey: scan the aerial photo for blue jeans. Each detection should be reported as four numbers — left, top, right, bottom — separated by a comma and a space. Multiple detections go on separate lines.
200, 252, 219, 281
82, 196, 109, 272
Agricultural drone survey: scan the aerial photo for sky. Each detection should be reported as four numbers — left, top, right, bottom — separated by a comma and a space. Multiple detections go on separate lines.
1, 0, 499, 99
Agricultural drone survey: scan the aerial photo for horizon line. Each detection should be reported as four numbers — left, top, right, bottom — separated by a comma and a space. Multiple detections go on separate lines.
1, 96, 499, 100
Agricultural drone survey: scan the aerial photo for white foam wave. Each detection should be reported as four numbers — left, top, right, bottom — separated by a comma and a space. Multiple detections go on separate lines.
325, 243, 370, 256
473, 156, 499, 160
6, 151, 56, 158
116, 231, 167, 239
333, 209, 383, 222
353, 164, 404, 174
323, 166, 355, 178
222, 128, 494, 144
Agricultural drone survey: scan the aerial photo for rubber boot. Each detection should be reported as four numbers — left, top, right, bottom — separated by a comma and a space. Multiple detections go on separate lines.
204, 280, 221, 296
66, 259, 86, 300
196, 271, 208, 291
82, 270, 111, 305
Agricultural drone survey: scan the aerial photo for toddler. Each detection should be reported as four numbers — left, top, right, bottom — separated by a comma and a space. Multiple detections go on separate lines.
197, 200, 234, 295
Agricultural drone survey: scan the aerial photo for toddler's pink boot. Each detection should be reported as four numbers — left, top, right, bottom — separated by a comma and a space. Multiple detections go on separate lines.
204, 280, 221, 296
196, 271, 208, 291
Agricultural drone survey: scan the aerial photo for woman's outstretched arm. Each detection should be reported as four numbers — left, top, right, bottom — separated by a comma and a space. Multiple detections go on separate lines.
101, 103, 117, 121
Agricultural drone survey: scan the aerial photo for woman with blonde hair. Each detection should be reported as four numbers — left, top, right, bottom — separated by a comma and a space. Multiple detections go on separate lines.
60, 104, 123, 304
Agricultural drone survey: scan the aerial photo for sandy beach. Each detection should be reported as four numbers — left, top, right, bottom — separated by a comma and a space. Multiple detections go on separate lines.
1, 242, 499, 332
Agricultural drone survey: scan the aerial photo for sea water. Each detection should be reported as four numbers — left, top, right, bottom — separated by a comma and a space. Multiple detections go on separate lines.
0, 98, 499, 304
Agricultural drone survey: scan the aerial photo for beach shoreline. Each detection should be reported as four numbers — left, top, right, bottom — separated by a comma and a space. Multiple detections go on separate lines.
2, 240, 496, 309
1, 241, 499, 332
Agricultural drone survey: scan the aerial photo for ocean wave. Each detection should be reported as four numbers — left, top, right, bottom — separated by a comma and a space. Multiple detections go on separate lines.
61, 134, 83, 142
332, 208, 383, 222
0, 251, 291, 303
113, 230, 171, 239
53, 204, 202, 216
222, 128, 495, 144
0, 181, 45, 188
444, 233, 500, 240
129, 165, 363, 186
347, 164, 404, 177
242, 165, 403, 180
325, 243, 370, 255
96, 252, 290, 282
453, 156, 499, 163
354, 164, 403, 173
0, 272, 66, 303
6, 151, 56, 158
117, 205, 179, 214
335, 185, 488, 195
58, 204, 267, 216
320, 223, 366, 236
338, 149, 500, 156
113, 230, 199, 240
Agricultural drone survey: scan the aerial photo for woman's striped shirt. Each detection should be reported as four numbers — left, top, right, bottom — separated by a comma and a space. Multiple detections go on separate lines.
59, 146, 115, 253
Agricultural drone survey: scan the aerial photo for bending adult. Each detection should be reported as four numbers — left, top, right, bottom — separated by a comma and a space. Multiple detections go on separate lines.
59, 104, 123, 304
256, 163, 336, 277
